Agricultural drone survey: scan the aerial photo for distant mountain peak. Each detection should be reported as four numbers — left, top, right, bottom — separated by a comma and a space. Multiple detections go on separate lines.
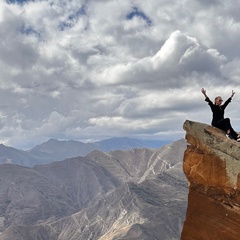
0, 137, 172, 167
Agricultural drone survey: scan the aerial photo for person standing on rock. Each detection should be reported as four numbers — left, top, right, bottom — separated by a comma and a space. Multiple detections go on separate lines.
201, 88, 240, 141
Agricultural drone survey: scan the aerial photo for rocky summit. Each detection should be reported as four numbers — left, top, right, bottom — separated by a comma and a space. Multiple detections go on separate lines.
181, 120, 240, 240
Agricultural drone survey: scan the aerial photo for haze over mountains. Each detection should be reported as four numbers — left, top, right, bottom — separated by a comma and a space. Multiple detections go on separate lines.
0, 137, 170, 167
0, 138, 187, 240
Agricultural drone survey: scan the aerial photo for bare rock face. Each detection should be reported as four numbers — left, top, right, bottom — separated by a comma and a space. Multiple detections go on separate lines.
181, 120, 240, 240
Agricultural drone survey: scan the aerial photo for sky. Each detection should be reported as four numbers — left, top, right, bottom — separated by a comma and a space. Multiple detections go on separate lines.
1, 0, 240, 149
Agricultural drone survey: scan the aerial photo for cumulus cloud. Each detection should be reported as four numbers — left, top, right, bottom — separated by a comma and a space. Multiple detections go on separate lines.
0, 0, 240, 149
94, 30, 226, 89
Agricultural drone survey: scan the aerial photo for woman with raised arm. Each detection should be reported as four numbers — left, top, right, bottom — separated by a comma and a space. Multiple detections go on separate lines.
201, 88, 240, 141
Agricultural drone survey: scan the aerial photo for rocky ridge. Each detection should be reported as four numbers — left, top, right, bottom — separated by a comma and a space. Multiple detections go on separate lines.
0, 138, 169, 167
181, 120, 240, 240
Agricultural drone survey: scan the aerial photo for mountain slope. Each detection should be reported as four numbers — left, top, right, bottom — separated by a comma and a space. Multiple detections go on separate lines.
0, 139, 188, 240
0, 144, 45, 166
33, 157, 120, 209
0, 164, 77, 231
0, 162, 187, 240
86, 138, 186, 183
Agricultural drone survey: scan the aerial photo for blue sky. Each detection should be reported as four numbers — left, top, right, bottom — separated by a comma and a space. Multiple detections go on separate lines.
1, 0, 240, 149
7, 0, 29, 4
127, 7, 152, 26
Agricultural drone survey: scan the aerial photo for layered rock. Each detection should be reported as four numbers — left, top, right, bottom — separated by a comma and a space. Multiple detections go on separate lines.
181, 120, 240, 240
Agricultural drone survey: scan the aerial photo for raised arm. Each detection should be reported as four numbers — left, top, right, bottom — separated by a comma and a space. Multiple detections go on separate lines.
201, 88, 208, 98
231, 90, 235, 98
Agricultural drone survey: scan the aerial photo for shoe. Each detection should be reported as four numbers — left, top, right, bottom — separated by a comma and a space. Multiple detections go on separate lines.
226, 134, 233, 139
237, 138, 240, 142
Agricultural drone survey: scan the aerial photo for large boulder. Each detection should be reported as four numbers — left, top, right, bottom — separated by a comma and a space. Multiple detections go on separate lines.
181, 120, 240, 240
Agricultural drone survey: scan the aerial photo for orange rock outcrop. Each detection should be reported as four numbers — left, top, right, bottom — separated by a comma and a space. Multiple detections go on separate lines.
181, 120, 240, 240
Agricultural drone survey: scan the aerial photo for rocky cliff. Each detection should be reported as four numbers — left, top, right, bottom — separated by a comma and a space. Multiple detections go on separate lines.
181, 120, 240, 240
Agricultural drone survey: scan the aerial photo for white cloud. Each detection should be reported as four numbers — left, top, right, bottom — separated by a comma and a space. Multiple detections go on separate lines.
0, 0, 240, 149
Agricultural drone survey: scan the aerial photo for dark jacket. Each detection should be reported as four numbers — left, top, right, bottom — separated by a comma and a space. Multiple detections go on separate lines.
205, 97, 232, 126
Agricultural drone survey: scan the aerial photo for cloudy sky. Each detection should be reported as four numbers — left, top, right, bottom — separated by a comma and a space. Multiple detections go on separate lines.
1, 0, 240, 149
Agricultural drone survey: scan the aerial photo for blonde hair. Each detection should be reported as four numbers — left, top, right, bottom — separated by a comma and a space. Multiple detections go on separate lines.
215, 96, 222, 104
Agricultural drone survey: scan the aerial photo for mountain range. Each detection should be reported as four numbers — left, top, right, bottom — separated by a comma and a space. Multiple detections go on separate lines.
0, 138, 170, 167
0, 138, 188, 240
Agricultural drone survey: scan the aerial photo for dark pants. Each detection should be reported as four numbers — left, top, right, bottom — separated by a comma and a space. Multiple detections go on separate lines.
213, 118, 238, 140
